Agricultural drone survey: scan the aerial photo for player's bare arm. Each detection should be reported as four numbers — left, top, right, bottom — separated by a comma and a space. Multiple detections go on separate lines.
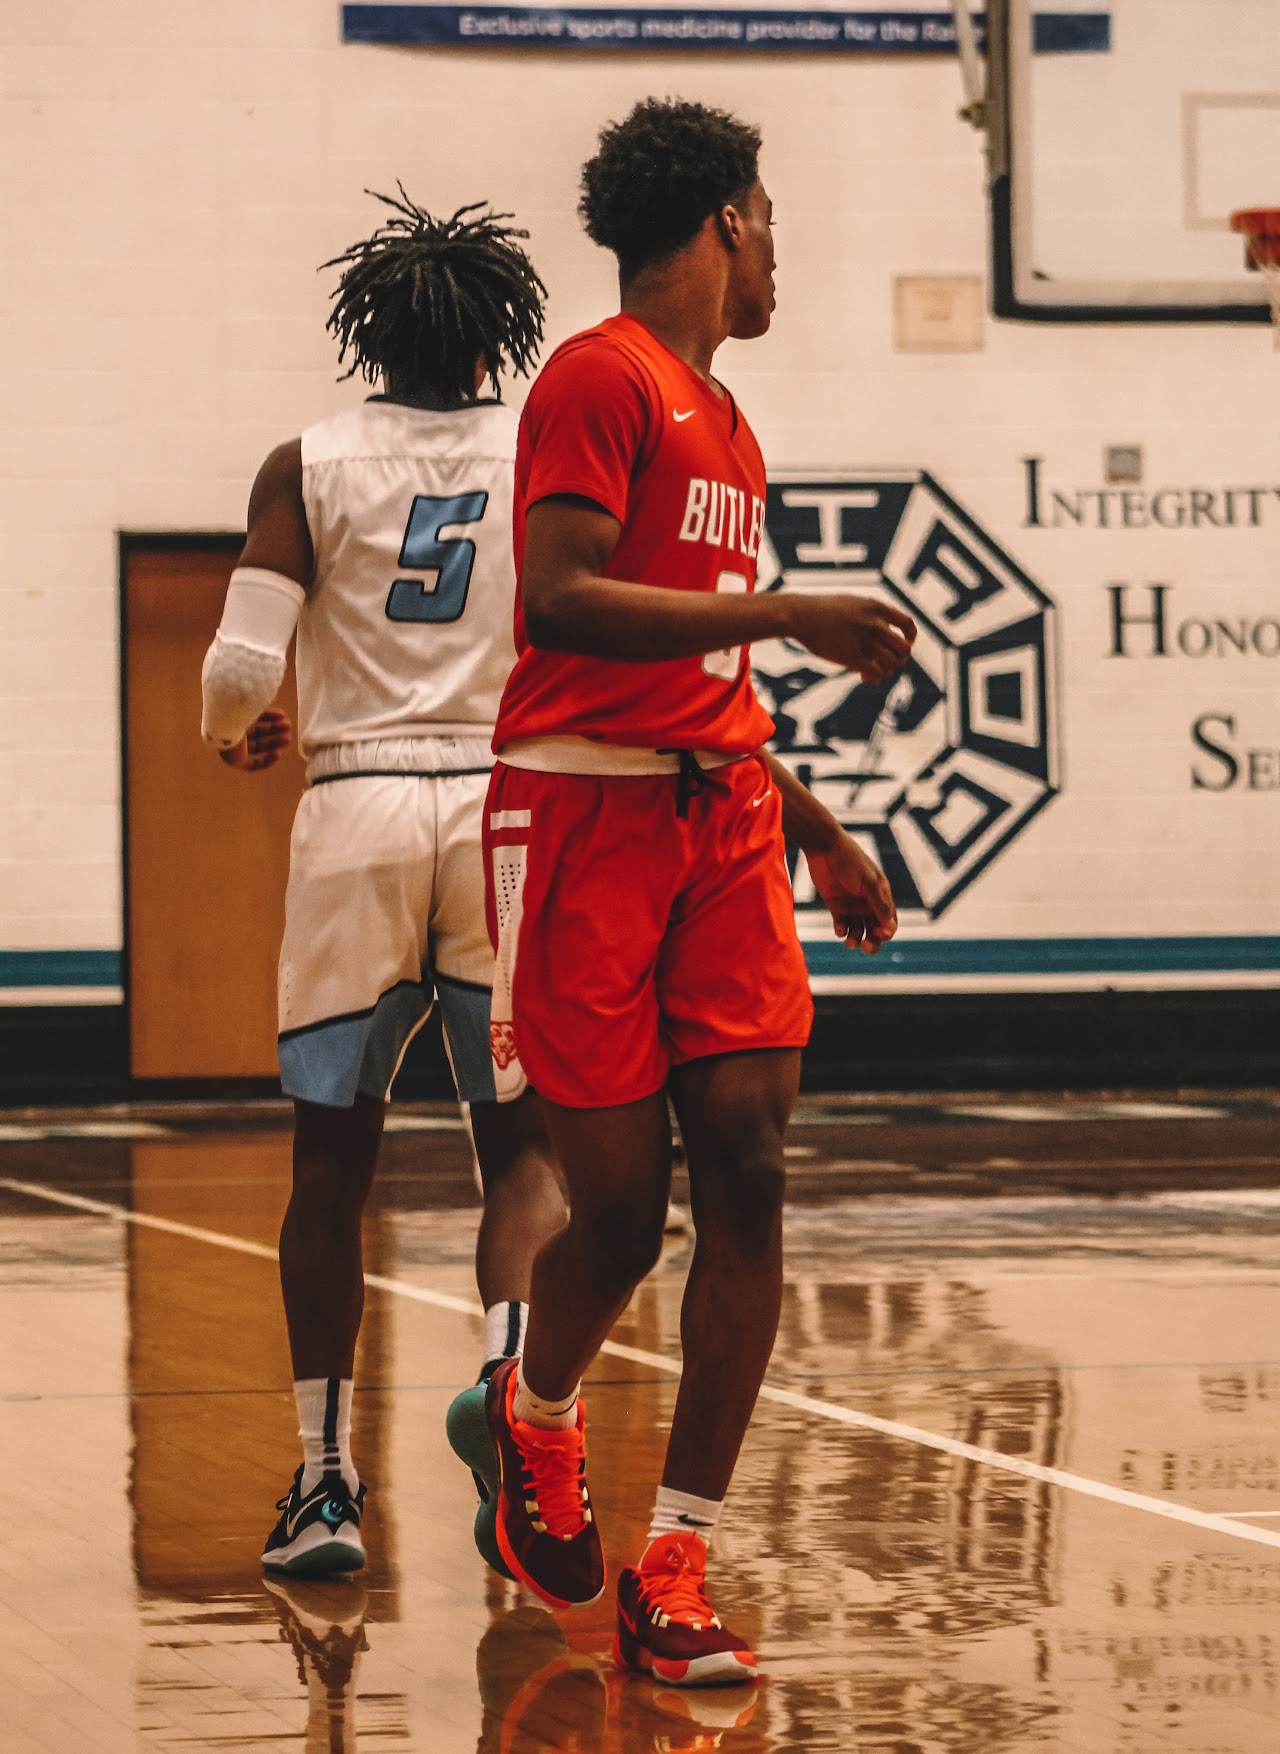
522, 496, 918, 682
240, 438, 314, 584
763, 752, 897, 952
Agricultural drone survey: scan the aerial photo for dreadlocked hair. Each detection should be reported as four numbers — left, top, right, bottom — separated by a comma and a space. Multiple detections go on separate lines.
322, 187, 547, 402
579, 98, 761, 282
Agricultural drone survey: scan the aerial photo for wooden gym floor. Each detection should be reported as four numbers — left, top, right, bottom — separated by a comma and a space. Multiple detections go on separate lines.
3, 1090, 1280, 1752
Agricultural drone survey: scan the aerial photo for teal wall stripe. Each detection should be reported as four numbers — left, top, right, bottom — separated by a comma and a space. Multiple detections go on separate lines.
0, 950, 123, 988
805, 936, 1280, 978
0, 940, 1274, 991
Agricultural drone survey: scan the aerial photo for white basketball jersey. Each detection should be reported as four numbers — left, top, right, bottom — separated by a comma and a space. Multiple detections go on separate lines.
297, 399, 518, 756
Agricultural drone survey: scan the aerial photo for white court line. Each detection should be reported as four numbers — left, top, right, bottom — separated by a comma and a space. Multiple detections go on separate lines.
6, 1174, 1280, 1556
821, 1160, 914, 1173
0, 1122, 173, 1141
0, 1178, 480, 1318
955, 1102, 1230, 1123
381, 1115, 467, 1133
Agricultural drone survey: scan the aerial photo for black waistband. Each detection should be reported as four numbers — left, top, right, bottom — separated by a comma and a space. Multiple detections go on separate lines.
309, 766, 493, 786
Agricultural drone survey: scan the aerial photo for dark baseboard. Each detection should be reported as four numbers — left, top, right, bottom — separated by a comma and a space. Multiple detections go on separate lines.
804, 989, 1280, 1092
0, 992, 1275, 1107
0, 1005, 131, 1106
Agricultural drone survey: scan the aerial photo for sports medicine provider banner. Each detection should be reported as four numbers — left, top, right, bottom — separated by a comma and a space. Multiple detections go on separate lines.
342, 6, 1110, 53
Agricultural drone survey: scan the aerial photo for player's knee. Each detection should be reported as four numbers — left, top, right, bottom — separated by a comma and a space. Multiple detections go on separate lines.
477, 1138, 560, 1203
600, 1227, 666, 1294
470, 1094, 554, 1187
290, 1138, 376, 1213
704, 1150, 785, 1256
292, 1099, 381, 1193
737, 1149, 786, 1229
289, 1162, 369, 1226
577, 1199, 665, 1294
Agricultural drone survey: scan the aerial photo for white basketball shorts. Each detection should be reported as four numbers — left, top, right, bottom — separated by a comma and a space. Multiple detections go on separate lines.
277, 735, 508, 1109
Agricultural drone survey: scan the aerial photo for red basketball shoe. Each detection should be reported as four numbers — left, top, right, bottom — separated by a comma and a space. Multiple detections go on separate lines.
484, 1357, 606, 1608
614, 1531, 758, 1687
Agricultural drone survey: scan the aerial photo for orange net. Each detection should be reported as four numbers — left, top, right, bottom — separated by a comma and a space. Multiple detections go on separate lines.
1231, 210, 1280, 346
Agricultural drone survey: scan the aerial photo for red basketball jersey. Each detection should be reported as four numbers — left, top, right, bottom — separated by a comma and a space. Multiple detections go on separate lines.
494, 314, 776, 755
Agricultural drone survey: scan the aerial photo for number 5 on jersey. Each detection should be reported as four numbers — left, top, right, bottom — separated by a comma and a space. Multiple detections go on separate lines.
702, 569, 749, 680
386, 491, 489, 624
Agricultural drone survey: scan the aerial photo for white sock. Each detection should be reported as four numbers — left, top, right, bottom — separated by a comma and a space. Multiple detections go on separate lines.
646, 1485, 723, 1550
295, 1377, 358, 1495
482, 1300, 528, 1378
512, 1357, 580, 1430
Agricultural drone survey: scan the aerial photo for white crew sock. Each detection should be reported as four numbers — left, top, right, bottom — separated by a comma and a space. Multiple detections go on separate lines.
646, 1485, 723, 1550
482, 1300, 528, 1379
295, 1377, 358, 1495
512, 1356, 580, 1430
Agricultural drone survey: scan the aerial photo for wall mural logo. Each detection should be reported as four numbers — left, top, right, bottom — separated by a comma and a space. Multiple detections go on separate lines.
755, 474, 1058, 919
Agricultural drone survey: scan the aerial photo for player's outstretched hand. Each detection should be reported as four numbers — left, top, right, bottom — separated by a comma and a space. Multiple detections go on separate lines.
219, 707, 293, 773
807, 830, 898, 954
784, 593, 916, 685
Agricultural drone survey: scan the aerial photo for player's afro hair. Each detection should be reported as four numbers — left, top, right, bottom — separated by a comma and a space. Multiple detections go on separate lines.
579, 98, 762, 281
322, 186, 547, 403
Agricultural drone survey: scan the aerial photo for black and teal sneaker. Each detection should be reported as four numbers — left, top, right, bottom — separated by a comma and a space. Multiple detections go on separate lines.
261, 1467, 367, 1578
446, 1379, 514, 1580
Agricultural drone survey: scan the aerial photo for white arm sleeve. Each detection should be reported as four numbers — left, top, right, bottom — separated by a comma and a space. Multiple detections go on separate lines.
200, 567, 306, 749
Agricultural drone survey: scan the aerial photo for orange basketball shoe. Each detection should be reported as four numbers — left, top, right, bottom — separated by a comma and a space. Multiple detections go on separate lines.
484, 1357, 606, 1608
614, 1531, 758, 1687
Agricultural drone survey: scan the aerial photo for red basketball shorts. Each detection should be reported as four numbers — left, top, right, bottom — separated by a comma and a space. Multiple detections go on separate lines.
482, 754, 814, 1109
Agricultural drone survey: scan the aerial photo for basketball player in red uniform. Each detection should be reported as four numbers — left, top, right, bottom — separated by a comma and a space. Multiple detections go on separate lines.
482, 100, 916, 1684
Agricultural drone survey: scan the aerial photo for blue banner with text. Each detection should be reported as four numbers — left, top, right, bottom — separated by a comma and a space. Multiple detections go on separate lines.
342, 6, 1110, 54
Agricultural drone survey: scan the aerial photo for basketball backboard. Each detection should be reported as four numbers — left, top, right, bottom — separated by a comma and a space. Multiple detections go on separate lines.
986, 0, 1280, 321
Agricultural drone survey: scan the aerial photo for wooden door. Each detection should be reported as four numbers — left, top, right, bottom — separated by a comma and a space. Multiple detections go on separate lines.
124, 541, 306, 1079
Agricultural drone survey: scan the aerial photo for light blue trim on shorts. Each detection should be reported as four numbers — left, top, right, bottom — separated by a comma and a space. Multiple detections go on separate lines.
434, 971, 497, 1104
279, 979, 430, 1108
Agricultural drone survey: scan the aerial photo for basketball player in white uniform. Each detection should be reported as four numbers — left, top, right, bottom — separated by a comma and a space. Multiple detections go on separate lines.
199, 193, 564, 1578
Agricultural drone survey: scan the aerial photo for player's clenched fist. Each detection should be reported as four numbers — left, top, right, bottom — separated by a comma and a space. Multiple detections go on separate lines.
219, 707, 293, 772
781, 593, 916, 684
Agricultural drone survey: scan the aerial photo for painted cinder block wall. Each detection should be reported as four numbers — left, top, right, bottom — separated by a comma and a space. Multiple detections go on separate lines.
1, 1, 1275, 1022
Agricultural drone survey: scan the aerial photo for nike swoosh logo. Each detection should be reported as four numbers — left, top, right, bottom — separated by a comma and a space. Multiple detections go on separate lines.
676, 1512, 715, 1527
750, 791, 772, 808
672, 409, 695, 422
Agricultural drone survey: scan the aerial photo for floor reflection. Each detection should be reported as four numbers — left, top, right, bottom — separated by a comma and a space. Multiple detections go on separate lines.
474, 1607, 607, 1752
4, 1104, 1280, 1750
263, 1577, 369, 1754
